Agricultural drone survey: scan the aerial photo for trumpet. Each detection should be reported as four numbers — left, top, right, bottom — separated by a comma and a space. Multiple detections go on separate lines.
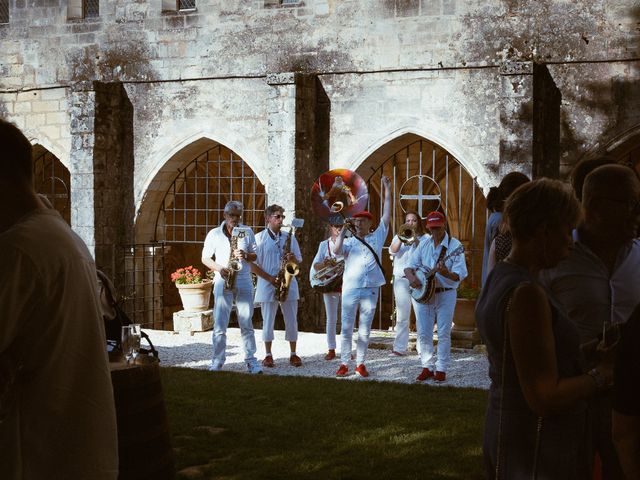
398, 223, 417, 245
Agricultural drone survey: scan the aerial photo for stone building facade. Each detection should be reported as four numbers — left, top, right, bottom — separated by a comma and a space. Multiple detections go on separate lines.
1, 0, 639, 329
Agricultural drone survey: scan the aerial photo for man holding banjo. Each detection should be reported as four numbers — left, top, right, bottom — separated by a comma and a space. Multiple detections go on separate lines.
404, 211, 467, 382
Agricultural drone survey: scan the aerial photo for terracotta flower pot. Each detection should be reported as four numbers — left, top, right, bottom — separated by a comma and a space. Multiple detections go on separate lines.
453, 298, 477, 332
175, 280, 212, 312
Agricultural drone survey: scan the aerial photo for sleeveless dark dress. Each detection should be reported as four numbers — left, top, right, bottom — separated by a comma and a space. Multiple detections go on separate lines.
476, 262, 587, 479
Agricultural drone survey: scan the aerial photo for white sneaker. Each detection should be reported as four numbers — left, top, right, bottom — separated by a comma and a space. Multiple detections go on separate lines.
247, 362, 263, 374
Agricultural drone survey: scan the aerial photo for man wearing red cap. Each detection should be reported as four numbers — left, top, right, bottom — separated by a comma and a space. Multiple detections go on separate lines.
404, 210, 467, 382
333, 175, 392, 377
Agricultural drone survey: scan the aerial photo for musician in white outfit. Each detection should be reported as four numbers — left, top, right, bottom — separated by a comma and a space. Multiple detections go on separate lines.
310, 222, 344, 360
388, 210, 430, 356
404, 211, 467, 382
252, 204, 303, 368
333, 175, 391, 378
201, 200, 262, 374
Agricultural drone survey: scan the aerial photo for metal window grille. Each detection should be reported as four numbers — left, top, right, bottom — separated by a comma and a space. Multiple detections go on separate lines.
155, 144, 267, 243
366, 138, 486, 330
33, 150, 71, 225
84, 0, 99, 17
0, 0, 8, 24
178, 0, 196, 10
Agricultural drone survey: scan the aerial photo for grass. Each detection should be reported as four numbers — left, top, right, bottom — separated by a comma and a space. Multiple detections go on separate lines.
161, 367, 487, 480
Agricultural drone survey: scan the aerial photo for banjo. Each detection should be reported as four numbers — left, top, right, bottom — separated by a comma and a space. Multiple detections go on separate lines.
409, 245, 465, 304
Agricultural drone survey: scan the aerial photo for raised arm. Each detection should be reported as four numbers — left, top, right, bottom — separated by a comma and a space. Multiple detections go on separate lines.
381, 175, 392, 228
333, 224, 347, 255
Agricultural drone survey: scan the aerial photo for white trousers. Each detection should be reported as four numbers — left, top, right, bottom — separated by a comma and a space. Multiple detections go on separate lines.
392, 276, 420, 353
323, 292, 341, 350
340, 287, 379, 365
260, 299, 299, 343
211, 277, 258, 369
414, 289, 456, 372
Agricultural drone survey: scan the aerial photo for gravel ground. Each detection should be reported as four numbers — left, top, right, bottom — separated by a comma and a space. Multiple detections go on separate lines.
147, 328, 491, 389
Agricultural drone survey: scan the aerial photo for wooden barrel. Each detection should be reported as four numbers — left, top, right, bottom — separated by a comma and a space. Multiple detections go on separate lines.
110, 358, 175, 480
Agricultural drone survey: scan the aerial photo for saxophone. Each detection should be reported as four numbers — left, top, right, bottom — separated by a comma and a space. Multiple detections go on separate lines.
224, 228, 244, 290
274, 226, 300, 302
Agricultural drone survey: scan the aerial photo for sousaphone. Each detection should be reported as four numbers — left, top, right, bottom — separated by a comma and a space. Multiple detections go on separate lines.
310, 169, 369, 289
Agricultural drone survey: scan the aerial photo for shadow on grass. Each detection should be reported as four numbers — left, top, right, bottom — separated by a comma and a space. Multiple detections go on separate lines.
161, 367, 487, 479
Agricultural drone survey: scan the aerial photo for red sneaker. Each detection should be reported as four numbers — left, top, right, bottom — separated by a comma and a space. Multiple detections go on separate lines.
262, 356, 275, 368
289, 354, 302, 367
434, 371, 446, 382
324, 349, 336, 361
416, 368, 434, 382
335, 364, 349, 377
355, 364, 369, 378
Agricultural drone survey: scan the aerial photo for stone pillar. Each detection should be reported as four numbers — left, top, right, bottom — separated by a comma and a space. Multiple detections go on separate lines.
68, 85, 97, 255
498, 60, 534, 178
266, 73, 331, 332
93, 81, 135, 280
532, 63, 561, 179
499, 61, 561, 180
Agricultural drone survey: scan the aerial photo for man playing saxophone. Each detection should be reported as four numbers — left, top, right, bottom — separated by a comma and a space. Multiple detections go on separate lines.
252, 204, 304, 367
201, 200, 262, 374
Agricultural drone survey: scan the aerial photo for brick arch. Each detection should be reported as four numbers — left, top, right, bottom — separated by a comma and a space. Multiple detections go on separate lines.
27, 133, 69, 170
335, 124, 491, 191
32, 144, 71, 225
135, 134, 264, 244
354, 132, 487, 330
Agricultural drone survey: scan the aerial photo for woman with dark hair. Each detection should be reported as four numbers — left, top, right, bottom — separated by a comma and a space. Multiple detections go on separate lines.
477, 179, 615, 479
482, 173, 530, 286
388, 210, 429, 355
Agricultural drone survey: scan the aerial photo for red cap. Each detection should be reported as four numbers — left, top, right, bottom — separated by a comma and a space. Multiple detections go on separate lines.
425, 211, 445, 227
352, 211, 373, 220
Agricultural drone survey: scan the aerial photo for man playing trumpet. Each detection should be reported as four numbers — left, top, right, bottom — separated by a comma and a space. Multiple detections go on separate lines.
333, 175, 392, 377
388, 210, 430, 356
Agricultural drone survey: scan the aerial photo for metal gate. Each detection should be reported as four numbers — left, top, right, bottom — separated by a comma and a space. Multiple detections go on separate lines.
364, 138, 486, 330
145, 143, 268, 327
33, 150, 70, 225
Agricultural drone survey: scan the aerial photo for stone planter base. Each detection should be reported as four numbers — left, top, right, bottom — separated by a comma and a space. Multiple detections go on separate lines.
452, 298, 481, 348
173, 309, 213, 334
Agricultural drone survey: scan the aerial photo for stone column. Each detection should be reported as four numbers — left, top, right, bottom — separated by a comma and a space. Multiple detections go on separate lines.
499, 61, 561, 179
68, 85, 97, 255
93, 81, 135, 280
266, 73, 331, 332
498, 60, 534, 178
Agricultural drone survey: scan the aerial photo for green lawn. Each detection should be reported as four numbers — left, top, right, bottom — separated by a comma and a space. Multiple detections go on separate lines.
161, 367, 487, 480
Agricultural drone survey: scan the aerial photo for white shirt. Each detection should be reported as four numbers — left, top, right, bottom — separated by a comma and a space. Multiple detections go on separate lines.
309, 237, 343, 287
202, 221, 257, 282
340, 222, 389, 290
254, 228, 303, 302
390, 233, 430, 278
408, 232, 467, 289
0, 209, 118, 480
540, 231, 640, 343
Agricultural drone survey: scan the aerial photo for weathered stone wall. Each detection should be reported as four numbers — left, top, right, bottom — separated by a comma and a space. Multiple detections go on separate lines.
1, 0, 639, 329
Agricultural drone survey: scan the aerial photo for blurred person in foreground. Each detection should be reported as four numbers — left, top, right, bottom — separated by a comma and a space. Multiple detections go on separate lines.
612, 303, 640, 479
477, 179, 615, 479
541, 164, 640, 479
0, 119, 118, 479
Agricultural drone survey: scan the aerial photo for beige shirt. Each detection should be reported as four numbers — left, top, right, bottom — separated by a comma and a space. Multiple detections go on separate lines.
0, 209, 118, 480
